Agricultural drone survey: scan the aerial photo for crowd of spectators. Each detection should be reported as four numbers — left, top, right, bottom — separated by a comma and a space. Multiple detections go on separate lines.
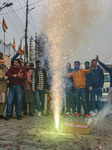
0, 51, 112, 120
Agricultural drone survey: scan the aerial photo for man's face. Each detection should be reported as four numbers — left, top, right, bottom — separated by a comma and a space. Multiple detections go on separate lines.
36, 62, 41, 68
30, 66, 34, 69
25, 63, 30, 69
91, 60, 97, 68
0, 59, 4, 68
74, 63, 80, 68
66, 64, 71, 70
14, 61, 20, 68
85, 63, 90, 68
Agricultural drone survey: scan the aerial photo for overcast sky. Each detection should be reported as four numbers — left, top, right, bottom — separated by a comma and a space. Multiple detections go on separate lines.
0, 0, 112, 66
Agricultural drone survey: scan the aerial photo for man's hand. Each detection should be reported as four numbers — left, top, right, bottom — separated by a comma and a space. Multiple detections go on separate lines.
96, 55, 99, 62
32, 88, 35, 92
4, 76, 8, 80
28, 80, 32, 84
13, 74, 18, 78
17, 73, 22, 78
89, 86, 93, 91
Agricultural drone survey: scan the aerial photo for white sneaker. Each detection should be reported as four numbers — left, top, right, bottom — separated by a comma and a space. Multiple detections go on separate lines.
38, 112, 41, 117
91, 112, 96, 117
65, 112, 69, 115
98, 113, 103, 117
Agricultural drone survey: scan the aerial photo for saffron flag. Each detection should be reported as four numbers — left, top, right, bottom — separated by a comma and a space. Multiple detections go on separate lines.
12, 38, 16, 49
2, 17, 8, 32
18, 45, 25, 55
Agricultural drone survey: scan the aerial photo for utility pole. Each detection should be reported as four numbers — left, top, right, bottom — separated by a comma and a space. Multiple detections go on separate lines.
35, 33, 37, 66
25, 0, 28, 62
29, 36, 33, 62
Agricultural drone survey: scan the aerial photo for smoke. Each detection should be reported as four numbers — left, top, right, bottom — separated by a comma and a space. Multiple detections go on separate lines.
40, 0, 111, 122
41, 0, 102, 63
85, 103, 112, 125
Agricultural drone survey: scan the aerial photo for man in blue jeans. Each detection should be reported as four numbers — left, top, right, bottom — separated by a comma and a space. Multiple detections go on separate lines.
88, 59, 104, 117
67, 61, 93, 117
32, 60, 48, 117
6, 59, 27, 120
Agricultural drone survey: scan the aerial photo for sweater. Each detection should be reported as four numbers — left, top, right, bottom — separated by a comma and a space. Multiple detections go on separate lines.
6, 66, 27, 88
68, 67, 92, 89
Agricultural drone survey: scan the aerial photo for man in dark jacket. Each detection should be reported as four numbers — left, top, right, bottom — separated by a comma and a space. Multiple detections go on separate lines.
96, 56, 112, 117
88, 59, 104, 116
32, 60, 48, 117
6, 59, 27, 120
84, 61, 91, 112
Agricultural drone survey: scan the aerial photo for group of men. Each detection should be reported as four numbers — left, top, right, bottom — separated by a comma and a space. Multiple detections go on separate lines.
0, 50, 48, 120
65, 56, 111, 117
0, 52, 112, 120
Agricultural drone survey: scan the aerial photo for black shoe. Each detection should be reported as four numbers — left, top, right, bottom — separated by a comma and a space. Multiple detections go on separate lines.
0, 115, 6, 119
29, 113, 34, 116
23, 113, 27, 115
17, 115, 22, 120
5, 115, 10, 120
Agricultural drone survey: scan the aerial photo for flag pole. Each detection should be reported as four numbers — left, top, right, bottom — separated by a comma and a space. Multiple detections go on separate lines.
4, 31, 5, 53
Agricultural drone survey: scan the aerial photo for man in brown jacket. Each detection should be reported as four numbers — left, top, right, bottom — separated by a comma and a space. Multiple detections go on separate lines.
0, 58, 8, 119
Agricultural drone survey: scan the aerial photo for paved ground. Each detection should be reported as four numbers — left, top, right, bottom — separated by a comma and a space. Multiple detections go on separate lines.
0, 114, 112, 150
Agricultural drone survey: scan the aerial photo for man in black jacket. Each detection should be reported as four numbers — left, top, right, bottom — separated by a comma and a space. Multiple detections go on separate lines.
96, 56, 112, 116
88, 59, 104, 117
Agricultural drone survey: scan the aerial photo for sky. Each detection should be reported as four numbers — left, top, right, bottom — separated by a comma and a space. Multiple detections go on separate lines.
0, 0, 112, 66
0, 0, 46, 50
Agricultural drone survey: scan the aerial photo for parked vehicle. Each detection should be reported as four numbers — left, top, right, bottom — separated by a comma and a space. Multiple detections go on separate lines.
102, 73, 110, 101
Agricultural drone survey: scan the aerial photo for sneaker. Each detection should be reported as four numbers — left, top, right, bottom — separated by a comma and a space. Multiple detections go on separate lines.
23, 113, 27, 115
38, 112, 41, 117
5, 115, 10, 120
85, 114, 89, 117
74, 113, 81, 117
20, 114, 24, 117
29, 113, 34, 116
17, 115, 22, 120
65, 112, 69, 115
10, 115, 16, 118
0, 115, 6, 119
98, 113, 103, 117
91, 112, 96, 117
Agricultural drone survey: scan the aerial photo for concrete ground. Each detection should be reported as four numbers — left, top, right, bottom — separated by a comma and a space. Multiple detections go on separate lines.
0, 113, 112, 150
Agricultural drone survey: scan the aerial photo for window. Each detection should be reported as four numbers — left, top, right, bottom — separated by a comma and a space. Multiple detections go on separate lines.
104, 74, 110, 82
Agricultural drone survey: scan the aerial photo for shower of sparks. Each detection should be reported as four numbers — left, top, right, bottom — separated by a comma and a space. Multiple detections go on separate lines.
41, 0, 102, 129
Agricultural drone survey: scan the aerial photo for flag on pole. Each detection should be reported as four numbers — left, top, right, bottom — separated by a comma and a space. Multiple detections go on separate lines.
18, 44, 21, 53
18, 44, 25, 55
2, 17, 8, 32
22, 46, 25, 55
12, 38, 16, 49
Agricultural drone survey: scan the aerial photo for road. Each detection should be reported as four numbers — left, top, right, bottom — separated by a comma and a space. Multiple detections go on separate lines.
0, 114, 112, 150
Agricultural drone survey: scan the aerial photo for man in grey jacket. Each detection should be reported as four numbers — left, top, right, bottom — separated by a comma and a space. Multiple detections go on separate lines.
0, 58, 8, 119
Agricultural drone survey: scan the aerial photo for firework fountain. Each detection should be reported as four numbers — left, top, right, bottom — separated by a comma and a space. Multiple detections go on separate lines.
41, 0, 106, 130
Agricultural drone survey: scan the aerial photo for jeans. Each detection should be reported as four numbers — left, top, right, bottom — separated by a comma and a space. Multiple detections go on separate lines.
90, 88, 102, 113
35, 90, 45, 112
6, 85, 23, 116
74, 88, 89, 114
86, 87, 91, 113
66, 88, 76, 113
